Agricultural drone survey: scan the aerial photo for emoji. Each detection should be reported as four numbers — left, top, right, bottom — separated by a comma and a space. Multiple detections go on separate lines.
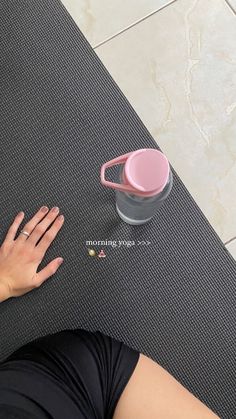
98, 249, 106, 258
88, 248, 96, 256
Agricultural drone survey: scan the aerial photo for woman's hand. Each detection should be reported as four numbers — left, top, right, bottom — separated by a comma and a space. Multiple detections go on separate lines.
0, 206, 64, 302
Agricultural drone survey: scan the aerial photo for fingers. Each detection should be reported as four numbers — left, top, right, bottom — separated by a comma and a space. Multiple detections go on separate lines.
34, 257, 64, 287
34, 213, 64, 258
16, 206, 50, 243
23, 207, 61, 247
3, 211, 25, 243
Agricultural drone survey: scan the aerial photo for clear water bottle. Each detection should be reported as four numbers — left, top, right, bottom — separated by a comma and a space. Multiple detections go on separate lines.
100, 148, 173, 225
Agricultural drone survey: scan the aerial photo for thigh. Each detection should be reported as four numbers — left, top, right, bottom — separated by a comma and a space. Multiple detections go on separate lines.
113, 353, 220, 419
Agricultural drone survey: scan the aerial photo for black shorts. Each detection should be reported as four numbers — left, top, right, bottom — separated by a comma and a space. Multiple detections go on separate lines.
0, 329, 140, 419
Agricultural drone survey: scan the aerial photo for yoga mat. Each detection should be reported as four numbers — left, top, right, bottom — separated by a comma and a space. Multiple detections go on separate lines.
0, 1, 236, 417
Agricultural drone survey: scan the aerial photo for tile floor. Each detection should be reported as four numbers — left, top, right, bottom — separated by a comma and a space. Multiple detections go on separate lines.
225, 0, 236, 13
61, 0, 236, 260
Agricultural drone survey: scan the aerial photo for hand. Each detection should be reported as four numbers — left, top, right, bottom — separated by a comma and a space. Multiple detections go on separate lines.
0, 206, 65, 302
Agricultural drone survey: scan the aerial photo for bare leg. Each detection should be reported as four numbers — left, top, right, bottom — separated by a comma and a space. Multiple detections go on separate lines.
113, 354, 220, 419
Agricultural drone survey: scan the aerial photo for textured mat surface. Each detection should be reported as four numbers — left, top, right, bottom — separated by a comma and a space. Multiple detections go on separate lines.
0, 1, 236, 417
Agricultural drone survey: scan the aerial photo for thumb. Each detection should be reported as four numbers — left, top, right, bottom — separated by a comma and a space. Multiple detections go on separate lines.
35, 258, 64, 287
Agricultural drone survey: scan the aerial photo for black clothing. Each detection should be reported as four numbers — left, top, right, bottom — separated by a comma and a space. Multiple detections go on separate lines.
0, 329, 140, 418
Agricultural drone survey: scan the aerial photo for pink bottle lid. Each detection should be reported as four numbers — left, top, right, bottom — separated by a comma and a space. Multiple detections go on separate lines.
100, 148, 170, 197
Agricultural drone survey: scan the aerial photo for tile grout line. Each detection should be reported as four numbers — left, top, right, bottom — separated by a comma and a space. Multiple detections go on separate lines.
224, 237, 236, 246
93, 0, 179, 49
224, 0, 236, 15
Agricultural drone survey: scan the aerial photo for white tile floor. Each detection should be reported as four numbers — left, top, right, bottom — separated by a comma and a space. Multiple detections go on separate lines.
60, 0, 177, 47
61, 0, 236, 261
225, 0, 236, 13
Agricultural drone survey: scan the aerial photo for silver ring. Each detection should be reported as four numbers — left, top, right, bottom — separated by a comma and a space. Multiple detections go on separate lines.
20, 230, 30, 237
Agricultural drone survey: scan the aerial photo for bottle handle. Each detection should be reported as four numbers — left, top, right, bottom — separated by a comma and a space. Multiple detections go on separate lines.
100, 152, 137, 193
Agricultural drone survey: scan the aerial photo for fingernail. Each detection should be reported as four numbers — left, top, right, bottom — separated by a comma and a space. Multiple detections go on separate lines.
18, 211, 24, 217
52, 206, 59, 213
58, 258, 64, 265
41, 206, 48, 213
58, 215, 64, 221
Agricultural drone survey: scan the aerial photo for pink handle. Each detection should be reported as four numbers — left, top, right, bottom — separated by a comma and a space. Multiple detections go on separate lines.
100, 151, 137, 193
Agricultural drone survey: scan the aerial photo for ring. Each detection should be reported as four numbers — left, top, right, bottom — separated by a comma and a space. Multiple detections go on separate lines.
20, 230, 30, 237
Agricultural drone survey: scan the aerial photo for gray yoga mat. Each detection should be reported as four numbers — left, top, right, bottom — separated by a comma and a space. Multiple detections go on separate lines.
0, 1, 236, 418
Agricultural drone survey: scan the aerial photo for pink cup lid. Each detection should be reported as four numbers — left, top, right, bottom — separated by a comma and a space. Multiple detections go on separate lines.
124, 149, 170, 196
100, 148, 170, 197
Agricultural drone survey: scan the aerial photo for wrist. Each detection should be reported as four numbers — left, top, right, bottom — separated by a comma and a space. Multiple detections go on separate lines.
0, 280, 11, 302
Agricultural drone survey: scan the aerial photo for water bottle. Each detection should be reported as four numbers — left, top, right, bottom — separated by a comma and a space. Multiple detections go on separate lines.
100, 148, 173, 225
